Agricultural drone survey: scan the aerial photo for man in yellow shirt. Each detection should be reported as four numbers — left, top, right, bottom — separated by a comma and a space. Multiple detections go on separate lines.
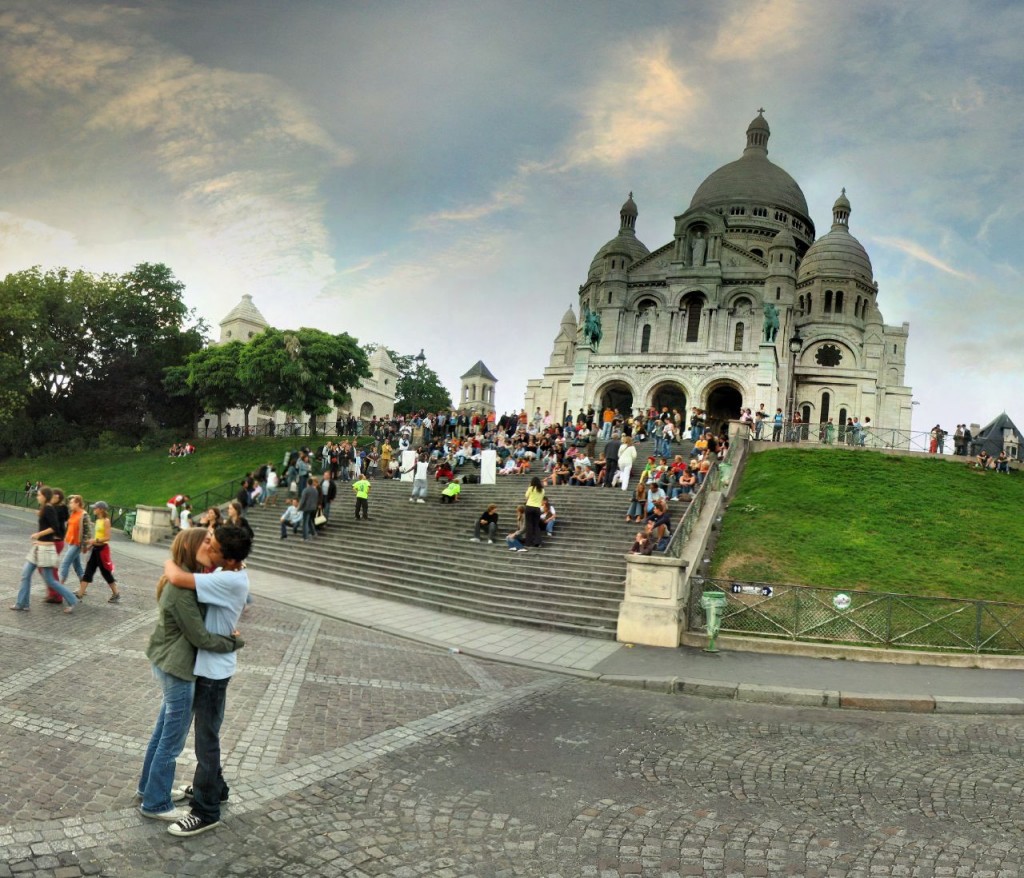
352, 475, 371, 520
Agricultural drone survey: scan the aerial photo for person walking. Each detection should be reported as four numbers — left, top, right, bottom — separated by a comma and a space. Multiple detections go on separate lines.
298, 478, 320, 540
11, 486, 80, 613
403, 454, 430, 503
58, 494, 90, 586
137, 529, 243, 822
617, 437, 637, 492
524, 477, 545, 548
77, 501, 122, 603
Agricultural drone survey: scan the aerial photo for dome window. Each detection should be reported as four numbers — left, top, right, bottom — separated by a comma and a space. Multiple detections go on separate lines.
835, 291, 844, 313
775, 211, 788, 222
729, 206, 746, 216
733, 322, 745, 351
640, 324, 652, 353
824, 290, 833, 313
752, 207, 768, 218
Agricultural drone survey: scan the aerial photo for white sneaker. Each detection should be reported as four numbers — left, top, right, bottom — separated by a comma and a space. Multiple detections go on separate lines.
139, 805, 186, 822
487, 540, 494, 544
470, 537, 480, 542
416, 499, 425, 504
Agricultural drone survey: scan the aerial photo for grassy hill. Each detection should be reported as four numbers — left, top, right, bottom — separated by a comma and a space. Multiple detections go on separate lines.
712, 449, 1024, 603
0, 438, 319, 508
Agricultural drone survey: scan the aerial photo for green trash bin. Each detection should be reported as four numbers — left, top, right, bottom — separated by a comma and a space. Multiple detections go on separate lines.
123, 511, 137, 538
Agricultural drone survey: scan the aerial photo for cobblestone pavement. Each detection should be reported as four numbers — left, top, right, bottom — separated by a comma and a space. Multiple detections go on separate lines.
2, 515, 1023, 876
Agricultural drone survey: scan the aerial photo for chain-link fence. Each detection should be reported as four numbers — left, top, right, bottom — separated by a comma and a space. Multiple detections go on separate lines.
688, 577, 1024, 654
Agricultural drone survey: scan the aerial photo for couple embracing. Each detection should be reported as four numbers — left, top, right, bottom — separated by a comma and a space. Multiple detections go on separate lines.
137, 524, 250, 838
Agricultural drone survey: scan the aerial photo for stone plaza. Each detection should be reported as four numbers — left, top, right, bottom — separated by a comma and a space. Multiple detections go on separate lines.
2, 510, 1023, 877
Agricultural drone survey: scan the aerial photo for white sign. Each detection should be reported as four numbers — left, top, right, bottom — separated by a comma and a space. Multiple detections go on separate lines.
833, 593, 852, 611
730, 584, 774, 597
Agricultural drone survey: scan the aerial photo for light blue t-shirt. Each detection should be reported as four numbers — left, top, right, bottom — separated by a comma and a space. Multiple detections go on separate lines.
194, 568, 249, 679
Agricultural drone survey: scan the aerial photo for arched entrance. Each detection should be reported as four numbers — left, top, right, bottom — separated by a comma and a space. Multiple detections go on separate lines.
650, 381, 687, 416
597, 381, 633, 416
705, 383, 743, 433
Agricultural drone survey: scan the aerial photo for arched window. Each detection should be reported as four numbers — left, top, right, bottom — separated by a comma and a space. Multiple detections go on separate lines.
640, 324, 652, 353
750, 248, 764, 258
855, 295, 862, 317
734, 322, 744, 351
733, 296, 752, 313
360, 402, 374, 418
798, 295, 805, 315
801, 404, 811, 426
824, 290, 833, 313
835, 290, 844, 313
683, 294, 703, 343
821, 391, 830, 424
807, 293, 813, 313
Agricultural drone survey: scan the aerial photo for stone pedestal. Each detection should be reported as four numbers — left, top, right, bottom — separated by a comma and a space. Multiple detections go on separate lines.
757, 342, 779, 396
565, 343, 594, 417
131, 505, 174, 545
617, 554, 689, 647
480, 449, 497, 485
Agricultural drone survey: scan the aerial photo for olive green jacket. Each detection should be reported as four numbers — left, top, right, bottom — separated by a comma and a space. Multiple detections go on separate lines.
145, 583, 242, 681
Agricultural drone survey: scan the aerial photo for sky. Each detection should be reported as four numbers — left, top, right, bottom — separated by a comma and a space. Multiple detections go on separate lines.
0, 0, 1020, 436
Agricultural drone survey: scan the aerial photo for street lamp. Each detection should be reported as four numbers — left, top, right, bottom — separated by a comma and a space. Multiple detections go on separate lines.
786, 332, 802, 440
414, 349, 426, 373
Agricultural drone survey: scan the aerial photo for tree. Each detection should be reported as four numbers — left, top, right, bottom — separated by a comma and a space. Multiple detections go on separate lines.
363, 345, 452, 414
0, 262, 205, 454
167, 341, 254, 436
240, 328, 371, 435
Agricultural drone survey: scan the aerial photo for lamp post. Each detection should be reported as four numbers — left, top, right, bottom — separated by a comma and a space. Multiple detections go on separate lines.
786, 332, 802, 441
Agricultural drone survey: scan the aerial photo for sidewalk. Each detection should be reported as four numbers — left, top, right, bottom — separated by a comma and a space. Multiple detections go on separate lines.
100, 525, 1024, 717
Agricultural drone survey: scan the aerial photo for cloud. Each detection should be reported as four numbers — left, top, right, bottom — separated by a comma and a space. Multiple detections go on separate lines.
871, 236, 975, 281
422, 39, 697, 226
709, 0, 804, 60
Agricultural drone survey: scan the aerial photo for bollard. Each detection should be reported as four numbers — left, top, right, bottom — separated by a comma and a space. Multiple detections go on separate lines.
700, 591, 728, 654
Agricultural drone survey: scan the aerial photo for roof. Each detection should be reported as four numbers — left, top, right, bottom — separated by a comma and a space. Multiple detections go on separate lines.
972, 412, 1023, 460
461, 360, 497, 381
689, 113, 809, 220
219, 294, 269, 329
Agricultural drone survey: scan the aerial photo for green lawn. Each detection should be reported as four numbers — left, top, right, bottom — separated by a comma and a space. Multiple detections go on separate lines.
713, 449, 1024, 603
0, 438, 322, 509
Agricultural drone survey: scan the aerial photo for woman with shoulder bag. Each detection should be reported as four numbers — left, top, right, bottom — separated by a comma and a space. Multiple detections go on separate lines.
11, 486, 80, 613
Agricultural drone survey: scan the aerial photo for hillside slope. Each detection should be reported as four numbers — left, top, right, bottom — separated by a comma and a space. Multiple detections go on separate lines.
712, 449, 1024, 603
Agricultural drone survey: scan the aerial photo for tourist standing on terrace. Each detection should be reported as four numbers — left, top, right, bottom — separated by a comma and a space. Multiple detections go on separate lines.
352, 473, 371, 520
11, 486, 80, 613
298, 479, 320, 540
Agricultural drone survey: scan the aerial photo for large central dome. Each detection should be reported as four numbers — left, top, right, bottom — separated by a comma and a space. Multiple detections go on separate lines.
689, 112, 810, 221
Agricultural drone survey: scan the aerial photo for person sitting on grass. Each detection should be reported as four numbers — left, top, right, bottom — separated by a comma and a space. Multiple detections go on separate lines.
471, 504, 499, 543
540, 498, 557, 537
506, 506, 528, 553
440, 479, 461, 504
995, 451, 1011, 473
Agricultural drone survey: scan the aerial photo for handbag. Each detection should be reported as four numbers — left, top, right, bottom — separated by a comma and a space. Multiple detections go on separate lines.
289, 480, 298, 492
314, 513, 327, 526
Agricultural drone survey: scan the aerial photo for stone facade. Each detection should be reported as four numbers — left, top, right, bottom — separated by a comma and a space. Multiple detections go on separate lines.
458, 360, 497, 415
525, 113, 913, 437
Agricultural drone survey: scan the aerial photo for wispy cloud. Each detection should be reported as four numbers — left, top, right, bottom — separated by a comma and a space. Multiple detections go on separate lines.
422, 39, 697, 226
872, 236, 975, 281
709, 0, 804, 60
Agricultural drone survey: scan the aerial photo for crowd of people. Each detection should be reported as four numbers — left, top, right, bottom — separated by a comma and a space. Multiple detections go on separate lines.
10, 487, 121, 612
168, 442, 197, 457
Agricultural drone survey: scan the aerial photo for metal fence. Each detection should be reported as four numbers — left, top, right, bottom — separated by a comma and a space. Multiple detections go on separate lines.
0, 489, 135, 530
741, 422, 972, 456
198, 419, 387, 440
688, 577, 1024, 654
662, 461, 720, 559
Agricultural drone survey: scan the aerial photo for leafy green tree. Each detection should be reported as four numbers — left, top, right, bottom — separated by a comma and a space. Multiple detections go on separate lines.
363, 345, 452, 414
167, 341, 256, 436
0, 262, 205, 454
241, 328, 370, 435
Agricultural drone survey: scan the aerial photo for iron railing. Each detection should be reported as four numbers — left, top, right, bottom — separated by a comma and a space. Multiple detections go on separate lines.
688, 577, 1024, 654
0, 489, 134, 530
661, 461, 720, 559
740, 422, 973, 455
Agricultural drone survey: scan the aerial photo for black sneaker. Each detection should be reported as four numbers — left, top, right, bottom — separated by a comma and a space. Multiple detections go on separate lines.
167, 812, 220, 837
175, 785, 229, 803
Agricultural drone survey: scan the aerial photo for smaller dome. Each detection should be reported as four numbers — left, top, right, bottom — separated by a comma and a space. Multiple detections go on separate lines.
560, 307, 577, 328
798, 190, 872, 283
620, 192, 638, 217
589, 233, 650, 275
771, 228, 796, 249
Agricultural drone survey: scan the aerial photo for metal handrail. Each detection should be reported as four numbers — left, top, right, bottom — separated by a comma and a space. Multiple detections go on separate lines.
661, 460, 720, 558
741, 421, 973, 455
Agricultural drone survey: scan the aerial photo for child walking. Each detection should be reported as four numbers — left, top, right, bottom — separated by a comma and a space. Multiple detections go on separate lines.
77, 501, 122, 603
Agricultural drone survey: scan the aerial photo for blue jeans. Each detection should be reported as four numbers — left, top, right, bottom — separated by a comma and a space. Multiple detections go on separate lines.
14, 561, 78, 609
59, 544, 84, 583
139, 666, 195, 814
191, 675, 231, 822
301, 510, 316, 539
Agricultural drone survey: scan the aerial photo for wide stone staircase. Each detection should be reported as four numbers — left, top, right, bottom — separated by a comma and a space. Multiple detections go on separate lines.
243, 436, 687, 639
